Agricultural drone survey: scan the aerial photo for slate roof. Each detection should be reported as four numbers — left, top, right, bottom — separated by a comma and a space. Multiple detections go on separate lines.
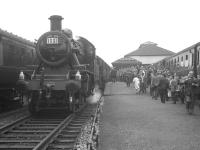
0, 28, 34, 46
112, 57, 142, 65
124, 41, 175, 57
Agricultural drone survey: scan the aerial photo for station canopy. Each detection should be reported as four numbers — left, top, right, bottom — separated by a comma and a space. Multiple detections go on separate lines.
112, 57, 142, 69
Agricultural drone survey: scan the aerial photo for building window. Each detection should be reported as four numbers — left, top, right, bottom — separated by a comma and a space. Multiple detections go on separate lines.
181, 56, 183, 61
178, 57, 179, 62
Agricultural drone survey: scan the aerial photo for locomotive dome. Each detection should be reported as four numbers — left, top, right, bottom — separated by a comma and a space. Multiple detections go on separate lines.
63, 28, 73, 38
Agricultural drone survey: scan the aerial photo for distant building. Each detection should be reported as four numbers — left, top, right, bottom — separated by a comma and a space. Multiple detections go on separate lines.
124, 41, 175, 64
112, 57, 141, 69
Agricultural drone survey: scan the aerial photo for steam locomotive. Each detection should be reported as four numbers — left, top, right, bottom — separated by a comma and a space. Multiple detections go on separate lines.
26, 15, 110, 115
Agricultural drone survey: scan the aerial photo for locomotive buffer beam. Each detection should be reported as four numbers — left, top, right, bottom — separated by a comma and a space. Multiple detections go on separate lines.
74, 64, 90, 70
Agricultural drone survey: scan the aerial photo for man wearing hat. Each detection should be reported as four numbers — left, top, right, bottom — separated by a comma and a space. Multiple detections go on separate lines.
184, 71, 198, 114
158, 74, 169, 103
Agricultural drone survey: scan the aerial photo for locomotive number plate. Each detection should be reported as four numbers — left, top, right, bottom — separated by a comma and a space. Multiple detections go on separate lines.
47, 36, 59, 44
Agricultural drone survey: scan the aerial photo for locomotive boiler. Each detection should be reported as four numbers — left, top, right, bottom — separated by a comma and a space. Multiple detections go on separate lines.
28, 15, 96, 115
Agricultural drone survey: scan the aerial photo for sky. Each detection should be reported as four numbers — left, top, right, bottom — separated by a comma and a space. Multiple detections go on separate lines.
1, 0, 200, 66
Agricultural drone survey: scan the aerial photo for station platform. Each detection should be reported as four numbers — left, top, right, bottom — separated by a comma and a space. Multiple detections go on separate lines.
99, 82, 200, 150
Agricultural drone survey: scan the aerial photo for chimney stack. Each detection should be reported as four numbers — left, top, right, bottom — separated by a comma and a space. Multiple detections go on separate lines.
49, 15, 63, 31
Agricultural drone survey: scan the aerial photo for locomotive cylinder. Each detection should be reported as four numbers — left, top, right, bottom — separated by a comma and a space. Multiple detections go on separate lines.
49, 15, 63, 31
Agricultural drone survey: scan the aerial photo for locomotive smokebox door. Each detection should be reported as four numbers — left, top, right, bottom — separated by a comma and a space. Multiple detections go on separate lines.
36, 31, 71, 67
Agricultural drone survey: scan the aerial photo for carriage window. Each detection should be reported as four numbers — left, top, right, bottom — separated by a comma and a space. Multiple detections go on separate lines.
5, 45, 15, 66
20, 48, 25, 66
192, 54, 194, 66
31, 49, 34, 57
186, 55, 188, 60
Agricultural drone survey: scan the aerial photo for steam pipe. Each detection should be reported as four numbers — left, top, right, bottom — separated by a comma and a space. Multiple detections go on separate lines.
72, 53, 80, 66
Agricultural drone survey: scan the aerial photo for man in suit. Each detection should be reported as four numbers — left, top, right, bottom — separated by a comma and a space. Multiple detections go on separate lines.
158, 74, 169, 103
170, 75, 178, 104
151, 72, 161, 100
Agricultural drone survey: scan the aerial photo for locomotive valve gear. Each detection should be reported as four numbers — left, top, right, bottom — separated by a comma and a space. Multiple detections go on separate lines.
63, 28, 73, 38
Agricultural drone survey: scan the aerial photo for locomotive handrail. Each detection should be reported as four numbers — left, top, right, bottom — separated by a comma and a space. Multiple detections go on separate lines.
35, 74, 67, 77
74, 64, 90, 67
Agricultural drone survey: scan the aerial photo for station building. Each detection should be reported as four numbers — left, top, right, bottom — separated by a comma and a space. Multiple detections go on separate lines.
112, 57, 141, 69
124, 41, 175, 65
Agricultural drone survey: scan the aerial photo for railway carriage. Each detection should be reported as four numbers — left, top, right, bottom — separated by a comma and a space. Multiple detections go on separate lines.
154, 42, 200, 114
0, 29, 36, 111
157, 43, 200, 76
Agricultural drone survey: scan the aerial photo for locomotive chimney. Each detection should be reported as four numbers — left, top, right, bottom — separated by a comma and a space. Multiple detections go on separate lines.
49, 15, 63, 31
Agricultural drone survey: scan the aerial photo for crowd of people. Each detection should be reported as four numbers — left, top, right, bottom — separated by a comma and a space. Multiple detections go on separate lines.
110, 64, 200, 114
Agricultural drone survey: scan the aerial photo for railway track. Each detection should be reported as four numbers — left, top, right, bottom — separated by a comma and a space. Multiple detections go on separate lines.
0, 106, 28, 119
0, 104, 97, 150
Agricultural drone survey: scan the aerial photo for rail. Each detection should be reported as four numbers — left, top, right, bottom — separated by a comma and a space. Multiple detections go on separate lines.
33, 114, 74, 150
87, 99, 100, 150
34, 103, 87, 149
0, 115, 31, 133
73, 96, 103, 150
0, 106, 28, 119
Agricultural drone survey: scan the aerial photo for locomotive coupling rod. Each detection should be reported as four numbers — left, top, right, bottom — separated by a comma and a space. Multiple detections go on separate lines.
74, 64, 89, 67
